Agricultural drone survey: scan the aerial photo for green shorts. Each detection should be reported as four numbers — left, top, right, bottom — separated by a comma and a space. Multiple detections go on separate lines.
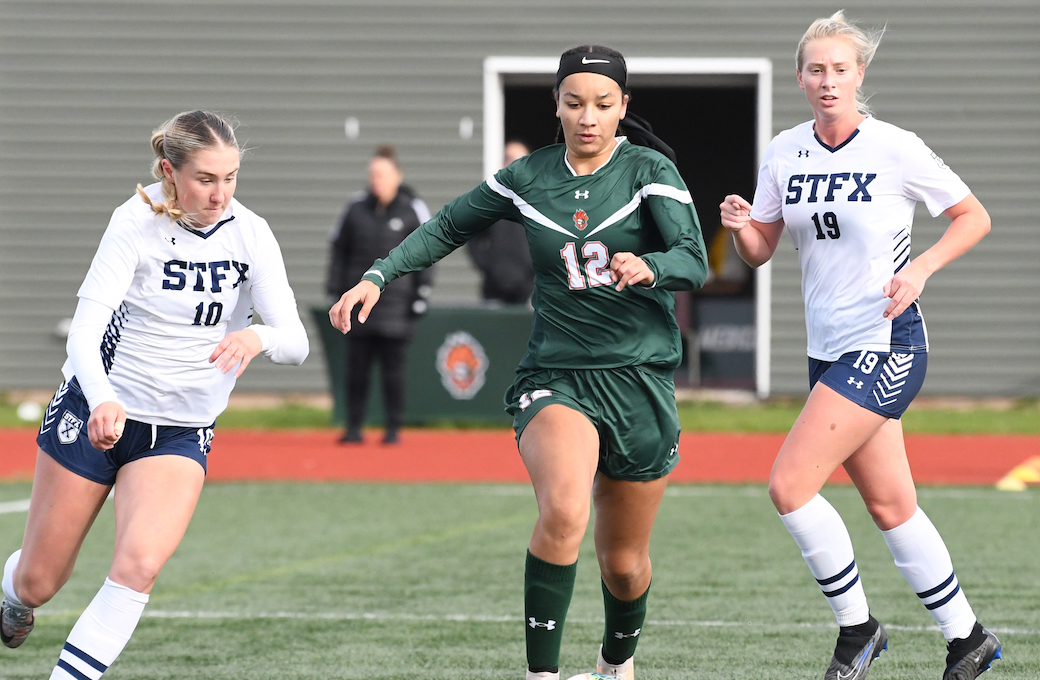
504, 366, 681, 482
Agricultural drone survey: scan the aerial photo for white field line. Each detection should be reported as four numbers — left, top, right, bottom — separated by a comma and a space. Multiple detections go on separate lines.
0, 498, 31, 514
468, 486, 1036, 501
32, 608, 1040, 637
0, 491, 116, 516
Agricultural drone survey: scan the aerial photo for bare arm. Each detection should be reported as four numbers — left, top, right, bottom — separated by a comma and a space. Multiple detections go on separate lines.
719, 194, 785, 268
882, 193, 991, 319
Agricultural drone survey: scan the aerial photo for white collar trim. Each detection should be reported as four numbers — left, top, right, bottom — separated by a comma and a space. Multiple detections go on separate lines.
564, 136, 628, 177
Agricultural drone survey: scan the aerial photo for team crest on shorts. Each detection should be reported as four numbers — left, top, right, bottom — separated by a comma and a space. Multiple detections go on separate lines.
436, 331, 489, 400
57, 410, 84, 445
573, 209, 589, 231
518, 389, 552, 411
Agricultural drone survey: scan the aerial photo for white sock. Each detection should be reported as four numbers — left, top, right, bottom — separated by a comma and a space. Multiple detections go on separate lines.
50, 578, 149, 680
779, 494, 870, 627
3, 550, 24, 606
882, 506, 977, 640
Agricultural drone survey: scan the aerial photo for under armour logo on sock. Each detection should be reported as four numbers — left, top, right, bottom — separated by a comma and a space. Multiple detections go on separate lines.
614, 628, 641, 639
528, 617, 556, 630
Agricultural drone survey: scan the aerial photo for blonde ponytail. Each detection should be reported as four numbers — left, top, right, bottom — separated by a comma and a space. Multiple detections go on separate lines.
136, 182, 185, 221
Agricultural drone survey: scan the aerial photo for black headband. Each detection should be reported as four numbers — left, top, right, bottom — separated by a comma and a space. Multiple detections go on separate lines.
556, 52, 627, 93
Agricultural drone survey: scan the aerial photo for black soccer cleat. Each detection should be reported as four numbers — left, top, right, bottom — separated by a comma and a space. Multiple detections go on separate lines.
0, 597, 34, 649
943, 623, 1001, 680
824, 615, 888, 680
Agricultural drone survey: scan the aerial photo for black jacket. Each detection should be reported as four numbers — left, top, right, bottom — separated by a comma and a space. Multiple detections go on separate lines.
466, 219, 534, 304
327, 185, 434, 338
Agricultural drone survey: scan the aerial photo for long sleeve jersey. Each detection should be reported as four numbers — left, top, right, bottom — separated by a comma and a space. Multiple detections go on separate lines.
363, 139, 708, 372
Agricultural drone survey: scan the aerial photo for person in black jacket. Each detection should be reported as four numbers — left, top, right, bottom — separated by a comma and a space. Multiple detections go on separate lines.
466, 140, 535, 305
326, 144, 433, 444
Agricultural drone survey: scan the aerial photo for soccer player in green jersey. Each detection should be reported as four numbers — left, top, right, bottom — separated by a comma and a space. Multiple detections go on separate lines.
331, 45, 708, 680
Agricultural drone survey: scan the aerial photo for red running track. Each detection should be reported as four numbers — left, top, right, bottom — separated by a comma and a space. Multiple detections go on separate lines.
1, 427, 1035, 485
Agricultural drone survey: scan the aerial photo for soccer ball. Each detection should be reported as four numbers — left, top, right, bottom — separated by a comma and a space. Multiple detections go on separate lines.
565, 674, 612, 680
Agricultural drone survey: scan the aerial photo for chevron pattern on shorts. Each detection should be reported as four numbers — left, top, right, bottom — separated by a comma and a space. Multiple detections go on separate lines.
39, 380, 71, 435
873, 352, 914, 407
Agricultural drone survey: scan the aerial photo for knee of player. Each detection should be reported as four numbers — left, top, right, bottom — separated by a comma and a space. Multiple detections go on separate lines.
597, 551, 650, 593
109, 553, 166, 593
15, 567, 68, 608
863, 498, 916, 531
767, 474, 798, 513
537, 497, 591, 541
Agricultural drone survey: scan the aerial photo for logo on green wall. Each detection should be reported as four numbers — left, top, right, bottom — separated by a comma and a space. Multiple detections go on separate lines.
436, 331, 489, 400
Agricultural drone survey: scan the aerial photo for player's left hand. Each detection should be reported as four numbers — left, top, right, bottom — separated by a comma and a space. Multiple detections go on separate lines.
610, 252, 654, 292
210, 328, 263, 377
882, 259, 930, 320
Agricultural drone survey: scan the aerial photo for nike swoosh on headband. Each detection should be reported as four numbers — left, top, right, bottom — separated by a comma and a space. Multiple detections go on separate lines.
582, 57, 610, 64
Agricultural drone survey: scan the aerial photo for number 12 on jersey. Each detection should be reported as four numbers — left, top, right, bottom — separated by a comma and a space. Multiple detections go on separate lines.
560, 241, 612, 290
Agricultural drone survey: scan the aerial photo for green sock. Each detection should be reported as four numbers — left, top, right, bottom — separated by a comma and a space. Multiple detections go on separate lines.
524, 550, 577, 673
601, 579, 650, 665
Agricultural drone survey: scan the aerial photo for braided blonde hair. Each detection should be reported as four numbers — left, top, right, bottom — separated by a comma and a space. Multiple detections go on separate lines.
137, 110, 239, 221
796, 10, 886, 116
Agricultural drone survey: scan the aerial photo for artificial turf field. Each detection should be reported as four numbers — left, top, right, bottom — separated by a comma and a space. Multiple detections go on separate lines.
0, 481, 1036, 679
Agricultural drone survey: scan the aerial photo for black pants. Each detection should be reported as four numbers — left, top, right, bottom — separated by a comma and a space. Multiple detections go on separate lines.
346, 335, 409, 431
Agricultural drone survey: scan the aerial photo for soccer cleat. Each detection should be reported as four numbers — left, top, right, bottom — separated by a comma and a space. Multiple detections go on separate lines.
526, 670, 560, 680
596, 645, 634, 680
943, 623, 1001, 680
0, 597, 34, 648
824, 616, 887, 680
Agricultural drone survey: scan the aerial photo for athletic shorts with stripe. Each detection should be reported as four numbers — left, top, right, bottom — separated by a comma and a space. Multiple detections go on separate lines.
36, 377, 214, 485
505, 366, 681, 481
809, 349, 928, 419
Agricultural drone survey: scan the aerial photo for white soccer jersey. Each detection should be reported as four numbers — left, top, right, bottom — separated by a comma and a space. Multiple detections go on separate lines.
62, 183, 308, 427
750, 117, 970, 360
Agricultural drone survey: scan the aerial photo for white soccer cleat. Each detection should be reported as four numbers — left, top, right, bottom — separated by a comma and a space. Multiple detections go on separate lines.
527, 670, 560, 680
596, 645, 634, 680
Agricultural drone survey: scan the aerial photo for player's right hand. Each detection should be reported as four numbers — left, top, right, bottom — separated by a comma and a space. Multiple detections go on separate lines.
720, 194, 753, 232
329, 279, 382, 333
88, 401, 126, 451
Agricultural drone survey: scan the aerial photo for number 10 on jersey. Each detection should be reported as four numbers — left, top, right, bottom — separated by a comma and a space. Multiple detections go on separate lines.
560, 241, 612, 290
193, 301, 223, 326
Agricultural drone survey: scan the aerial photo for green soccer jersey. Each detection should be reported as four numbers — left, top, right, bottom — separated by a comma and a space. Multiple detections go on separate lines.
362, 138, 709, 372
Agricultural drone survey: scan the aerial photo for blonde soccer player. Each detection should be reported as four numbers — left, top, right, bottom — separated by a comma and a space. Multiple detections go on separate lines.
1, 110, 308, 680
720, 11, 999, 680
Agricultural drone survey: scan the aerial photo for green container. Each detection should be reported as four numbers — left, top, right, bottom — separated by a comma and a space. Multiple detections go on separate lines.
311, 305, 533, 426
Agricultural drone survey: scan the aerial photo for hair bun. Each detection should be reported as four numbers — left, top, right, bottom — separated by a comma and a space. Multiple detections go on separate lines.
150, 130, 165, 157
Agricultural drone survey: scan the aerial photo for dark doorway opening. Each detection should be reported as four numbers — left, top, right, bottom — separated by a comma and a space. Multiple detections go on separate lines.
503, 77, 760, 389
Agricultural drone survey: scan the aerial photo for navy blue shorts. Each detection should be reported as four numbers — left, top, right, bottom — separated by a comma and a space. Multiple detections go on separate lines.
37, 378, 214, 485
808, 350, 928, 419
